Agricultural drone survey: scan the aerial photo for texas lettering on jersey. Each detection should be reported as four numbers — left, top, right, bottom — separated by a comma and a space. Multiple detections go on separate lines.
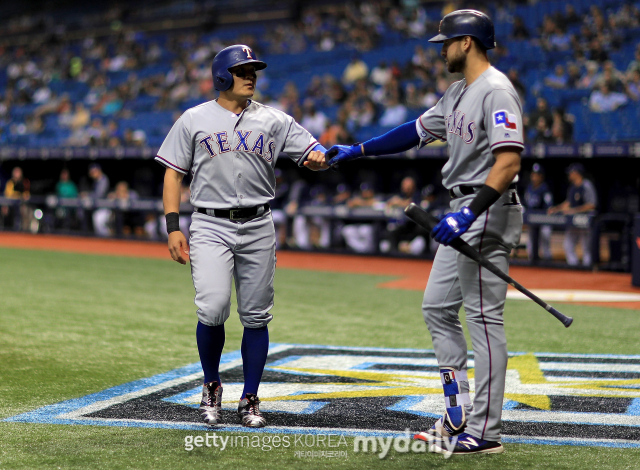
198, 130, 277, 162
445, 110, 476, 144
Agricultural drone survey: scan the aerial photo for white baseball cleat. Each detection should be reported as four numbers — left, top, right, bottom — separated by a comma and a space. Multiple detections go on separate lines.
199, 381, 223, 426
238, 393, 266, 428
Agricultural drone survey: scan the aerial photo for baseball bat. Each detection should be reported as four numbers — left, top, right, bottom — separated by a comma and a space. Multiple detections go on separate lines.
404, 203, 573, 328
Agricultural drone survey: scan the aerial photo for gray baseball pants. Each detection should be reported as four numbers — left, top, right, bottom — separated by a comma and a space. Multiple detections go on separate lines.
422, 190, 522, 441
189, 210, 276, 329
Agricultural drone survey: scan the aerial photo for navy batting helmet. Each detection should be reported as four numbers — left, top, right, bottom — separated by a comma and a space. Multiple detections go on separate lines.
428, 10, 496, 50
211, 44, 267, 92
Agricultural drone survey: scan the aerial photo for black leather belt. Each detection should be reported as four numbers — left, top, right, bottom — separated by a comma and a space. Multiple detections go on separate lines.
196, 203, 270, 221
449, 183, 517, 199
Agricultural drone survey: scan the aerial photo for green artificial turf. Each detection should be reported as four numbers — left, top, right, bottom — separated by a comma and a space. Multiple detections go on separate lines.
1, 247, 639, 469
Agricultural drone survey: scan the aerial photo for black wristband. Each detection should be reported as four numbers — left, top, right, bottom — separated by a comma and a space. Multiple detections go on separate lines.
165, 212, 180, 234
468, 185, 502, 217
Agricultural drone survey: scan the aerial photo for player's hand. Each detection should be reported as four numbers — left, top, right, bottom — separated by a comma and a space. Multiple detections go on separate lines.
431, 207, 476, 245
303, 150, 329, 171
325, 144, 363, 168
168, 231, 189, 264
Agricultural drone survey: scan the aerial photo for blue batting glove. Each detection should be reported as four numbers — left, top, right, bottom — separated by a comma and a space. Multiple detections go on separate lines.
431, 206, 476, 245
325, 144, 363, 168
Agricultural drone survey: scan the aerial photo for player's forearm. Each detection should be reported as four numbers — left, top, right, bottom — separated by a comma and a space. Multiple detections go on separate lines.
162, 168, 184, 214
484, 150, 521, 194
361, 120, 421, 156
567, 203, 596, 214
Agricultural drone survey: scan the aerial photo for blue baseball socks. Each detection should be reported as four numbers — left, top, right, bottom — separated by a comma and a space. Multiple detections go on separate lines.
196, 321, 225, 384
241, 325, 269, 399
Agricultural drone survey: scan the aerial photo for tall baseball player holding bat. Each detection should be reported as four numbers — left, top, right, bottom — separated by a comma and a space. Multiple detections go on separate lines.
310, 10, 523, 455
158, 45, 328, 428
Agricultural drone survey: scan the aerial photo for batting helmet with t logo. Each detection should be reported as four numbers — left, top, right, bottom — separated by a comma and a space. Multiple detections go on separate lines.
428, 10, 496, 50
211, 45, 267, 92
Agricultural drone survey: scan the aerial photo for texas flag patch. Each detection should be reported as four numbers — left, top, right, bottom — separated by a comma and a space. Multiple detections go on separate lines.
493, 110, 518, 132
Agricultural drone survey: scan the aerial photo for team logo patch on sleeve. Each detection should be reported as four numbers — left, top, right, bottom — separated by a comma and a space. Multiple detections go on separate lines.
493, 110, 518, 132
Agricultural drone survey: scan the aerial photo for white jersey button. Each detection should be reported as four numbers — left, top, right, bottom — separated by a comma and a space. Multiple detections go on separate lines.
238, 173, 242, 179
239, 195, 244, 199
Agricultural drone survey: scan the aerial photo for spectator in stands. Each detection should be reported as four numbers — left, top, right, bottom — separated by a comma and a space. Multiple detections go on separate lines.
342, 56, 369, 85
379, 95, 407, 127
548, 163, 597, 267
404, 83, 424, 109
511, 17, 529, 40
626, 45, 640, 78
551, 108, 573, 143
524, 164, 553, 260
507, 69, 526, 102
533, 116, 553, 143
292, 185, 331, 250
87, 117, 107, 145
589, 83, 628, 112
319, 113, 351, 148
306, 75, 323, 100
269, 169, 290, 249
382, 176, 424, 254
588, 38, 609, 63
346, 98, 376, 130
526, 97, 553, 131
577, 62, 600, 89
55, 169, 78, 199
544, 64, 568, 89
300, 99, 328, 138
596, 61, 624, 92
1, 166, 30, 230
54, 168, 79, 229
342, 182, 380, 253
109, 181, 144, 237
562, 5, 581, 26
547, 24, 571, 51
625, 70, 640, 101
566, 64, 582, 88
84, 163, 111, 237
370, 61, 392, 87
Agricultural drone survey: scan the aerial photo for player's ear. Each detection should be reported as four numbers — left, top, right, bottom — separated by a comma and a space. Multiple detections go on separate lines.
462, 36, 473, 52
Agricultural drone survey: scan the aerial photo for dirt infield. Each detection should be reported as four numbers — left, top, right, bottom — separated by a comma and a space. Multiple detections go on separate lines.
1, 232, 639, 309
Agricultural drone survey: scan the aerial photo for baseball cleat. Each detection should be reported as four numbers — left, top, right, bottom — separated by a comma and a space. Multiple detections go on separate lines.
199, 381, 223, 426
238, 393, 266, 428
427, 410, 467, 438
413, 409, 467, 444
431, 432, 504, 458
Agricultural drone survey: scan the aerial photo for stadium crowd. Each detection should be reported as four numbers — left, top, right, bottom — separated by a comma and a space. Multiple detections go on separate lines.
0, 0, 636, 266
1, 0, 640, 148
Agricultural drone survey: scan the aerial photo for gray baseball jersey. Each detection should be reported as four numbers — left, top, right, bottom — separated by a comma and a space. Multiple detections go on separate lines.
156, 99, 319, 209
156, 99, 319, 328
415, 66, 524, 441
415, 66, 524, 189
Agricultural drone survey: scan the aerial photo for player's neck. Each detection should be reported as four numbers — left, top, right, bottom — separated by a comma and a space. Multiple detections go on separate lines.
463, 58, 491, 87
217, 94, 250, 114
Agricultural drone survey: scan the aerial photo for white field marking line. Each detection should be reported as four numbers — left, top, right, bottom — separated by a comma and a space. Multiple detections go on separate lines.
60, 345, 295, 420
506, 289, 640, 302
502, 435, 640, 447
52, 416, 640, 445
538, 362, 640, 373
501, 409, 640, 426
59, 359, 241, 419
68, 416, 406, 435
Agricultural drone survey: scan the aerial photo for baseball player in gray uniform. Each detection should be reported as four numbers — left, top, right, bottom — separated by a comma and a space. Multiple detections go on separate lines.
157, 45, 328, 428
315, 10, 523, 455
